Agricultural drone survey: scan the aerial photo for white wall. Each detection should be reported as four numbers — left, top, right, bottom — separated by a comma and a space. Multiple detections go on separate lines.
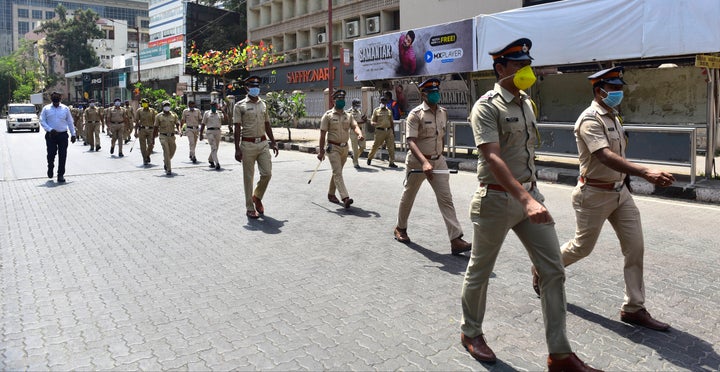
399, 0, 521, 29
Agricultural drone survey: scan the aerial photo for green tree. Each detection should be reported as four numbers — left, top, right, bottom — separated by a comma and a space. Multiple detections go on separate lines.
265, 90, 307, 142
36, 5, 103, 73
0, 39, 45, 103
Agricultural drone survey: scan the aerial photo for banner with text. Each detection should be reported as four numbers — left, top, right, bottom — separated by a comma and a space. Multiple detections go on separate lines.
353, 18, 475, 81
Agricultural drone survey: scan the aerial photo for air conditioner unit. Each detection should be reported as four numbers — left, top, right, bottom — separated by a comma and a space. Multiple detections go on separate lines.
366, 16, 380, 34
317, 32, 326, 44
346, 21, 359, 38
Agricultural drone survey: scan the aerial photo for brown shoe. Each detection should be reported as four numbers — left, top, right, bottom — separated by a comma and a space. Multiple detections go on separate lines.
548, 353, 602, 372
531, 265, 540, 296
620, 309, 670, 331
342, 197, 354, 209
328, 194, 340, 204
246, 210, 260, 219
460, 334, 496, 363
252, 195, 264, 214
393, 227, 410, 243
451, 237, 471, 255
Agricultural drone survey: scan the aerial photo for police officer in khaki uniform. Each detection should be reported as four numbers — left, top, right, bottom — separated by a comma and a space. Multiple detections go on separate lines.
367, 96, 398, 168
70, 105, 84, 144
347, 99, 367, 168
233, 76, 279, 219
83, 100, 102, 151
124, 100, 135, 144
106, 98, 128, 157
181, 100, 203, 163
393, 78, 471, 254
318, 89, 364, 209
200, 102, 224, 170
533, 66, 674, 332
134, 98, 157, 166
154, 100, 179, 175
460, 39, 599, 372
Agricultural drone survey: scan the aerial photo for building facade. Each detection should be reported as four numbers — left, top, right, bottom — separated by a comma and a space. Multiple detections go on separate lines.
0, 0, 149, 57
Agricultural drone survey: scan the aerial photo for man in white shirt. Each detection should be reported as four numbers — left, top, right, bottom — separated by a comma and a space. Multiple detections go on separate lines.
39, 91, 76, 183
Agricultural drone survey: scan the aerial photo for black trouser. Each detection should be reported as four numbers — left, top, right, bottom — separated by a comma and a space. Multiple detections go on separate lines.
46, 131, 68, 177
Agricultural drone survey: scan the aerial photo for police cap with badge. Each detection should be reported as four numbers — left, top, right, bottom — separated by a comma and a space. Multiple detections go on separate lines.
245, 76, 261, 87
418, 77, 441, 92
331, 89, 346, 99
489, 38, 533, 61
588, 66, 626, 87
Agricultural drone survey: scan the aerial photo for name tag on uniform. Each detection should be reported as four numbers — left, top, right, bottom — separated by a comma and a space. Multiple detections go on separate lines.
608, 127, 615, 131
424, 121, 432, 124
505, 117, 519, 122
332, 118, 339, 122
246, 107, 254, 111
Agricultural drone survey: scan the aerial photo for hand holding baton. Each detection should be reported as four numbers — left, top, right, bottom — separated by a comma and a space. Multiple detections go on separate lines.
409, 169, 458, 174
308, 159, 323, 184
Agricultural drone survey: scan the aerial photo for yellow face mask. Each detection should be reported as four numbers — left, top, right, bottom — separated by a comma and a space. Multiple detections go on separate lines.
513, 65, 537, 90
141, 103, 149, 108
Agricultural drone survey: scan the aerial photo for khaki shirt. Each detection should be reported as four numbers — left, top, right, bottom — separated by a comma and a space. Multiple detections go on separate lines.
135, 108, 157, 127
233, 98, 270, 137
202, 111, 223, 129
106, 107, 126, 124
182, 108, 202, 127
371, 106, 393, 129
406, 102, 446, 157
70, 108, 82, 122
154, 111, 178, 134
83, 107, 103, 123
124, 105, 135, 123
575, 100, 626, 183
320, 109, 357, 144
470, 83, 537, 184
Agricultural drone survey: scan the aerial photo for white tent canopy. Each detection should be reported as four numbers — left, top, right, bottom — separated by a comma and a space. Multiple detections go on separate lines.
475, 0, 720, 71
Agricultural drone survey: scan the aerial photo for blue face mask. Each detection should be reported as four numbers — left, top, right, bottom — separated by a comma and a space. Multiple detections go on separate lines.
426, 91, 440, 105
334, 99, 346, 110
248, 87, 260, 97
601, 89, 624, 107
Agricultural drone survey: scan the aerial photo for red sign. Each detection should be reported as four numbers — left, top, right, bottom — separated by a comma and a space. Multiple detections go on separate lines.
148, 34, 184, 48
287, 67, 337, 84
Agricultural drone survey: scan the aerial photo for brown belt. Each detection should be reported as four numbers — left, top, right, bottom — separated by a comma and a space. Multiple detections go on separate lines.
139, 126, 154, 129
481, 182, 536, 192
328, 140, 347, 147
110, 121, 124, 125
206, 128, 220, 130
159, 133, 174, 136
242, 136, 267, 143
422, 154, 441, 160
374, 127, 391, 131
580, 176, 622, 191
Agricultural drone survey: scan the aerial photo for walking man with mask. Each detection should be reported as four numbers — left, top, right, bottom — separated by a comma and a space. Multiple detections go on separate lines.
135, 98, 157, 166
348, 98, 367, 168
233, 76, 280, 218
154, 100, 180, 175
39, 91, 76, 183
83, 100, 102, 151
200, 102, 224, 170
531, 66, 675, 332
106, 98, 128, 157
181, 100, 202, 163
460, 38, 600, 371
367, 96, 398, 168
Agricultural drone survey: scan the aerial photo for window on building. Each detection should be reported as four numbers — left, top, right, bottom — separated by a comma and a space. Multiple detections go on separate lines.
108, 30, 115, 40
31, 10, 42, 19
17, 9, 29, 18
141, 20, 149, 28
18, 21, 29, 36
45, 11, 55, 19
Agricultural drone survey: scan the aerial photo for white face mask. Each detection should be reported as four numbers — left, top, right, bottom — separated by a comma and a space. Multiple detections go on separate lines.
114, 101, 121, 107
163, 106, 170, 112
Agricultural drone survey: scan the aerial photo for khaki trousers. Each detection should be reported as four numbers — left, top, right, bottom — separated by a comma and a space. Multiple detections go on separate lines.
206, 130, 221, 165
396, 155, 463, 240
367, 128, 395, 162
561, 184, 645, 312
327, 143, 350, 199
85, 122, 100, 148
349, 132, 366, 166
159, 134, 176, 172
109, 124, 124, 153
185, 128, 199, 157
241, 141, 272, 212
138, 128, 154, 163
461, 186, 572, 354
75, 120, 84, 139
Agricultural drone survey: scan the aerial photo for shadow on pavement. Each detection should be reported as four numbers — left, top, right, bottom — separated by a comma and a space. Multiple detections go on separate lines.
37, 180, 70, 188
403, 241, 469, 275
244, 214, 286, 234
567, 303, 720, 370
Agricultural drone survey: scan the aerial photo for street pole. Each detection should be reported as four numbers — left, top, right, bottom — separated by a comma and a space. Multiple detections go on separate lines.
327, 0, 332, 109
136, 26, 141, 85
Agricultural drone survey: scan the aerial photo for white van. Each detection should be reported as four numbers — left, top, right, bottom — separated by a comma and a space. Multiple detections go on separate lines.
6, 103, 40, 132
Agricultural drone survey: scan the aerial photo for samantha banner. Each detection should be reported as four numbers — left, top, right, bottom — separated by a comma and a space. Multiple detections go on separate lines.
353, 18, 475, 81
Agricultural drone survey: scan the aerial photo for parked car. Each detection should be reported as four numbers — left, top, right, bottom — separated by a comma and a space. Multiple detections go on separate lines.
6, 103, 40, 132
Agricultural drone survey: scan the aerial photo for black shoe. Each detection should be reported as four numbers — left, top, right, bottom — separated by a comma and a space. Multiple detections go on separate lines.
215, 164, 220, 170
209, 161, 215, 168
124, 139, 130, 144
96, 145, 101, 151
389, 162, 398, 168
47, 169, 53, 178
367, 159, 371, 165
57, 177, 66, 183
83, 142, 88, 146
192, 156, 198, 164
119, 152, 124, 157
110, 146, 114, 154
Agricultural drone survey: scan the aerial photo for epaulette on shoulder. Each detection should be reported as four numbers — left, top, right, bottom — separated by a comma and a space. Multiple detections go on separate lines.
479, 89, 499, 102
